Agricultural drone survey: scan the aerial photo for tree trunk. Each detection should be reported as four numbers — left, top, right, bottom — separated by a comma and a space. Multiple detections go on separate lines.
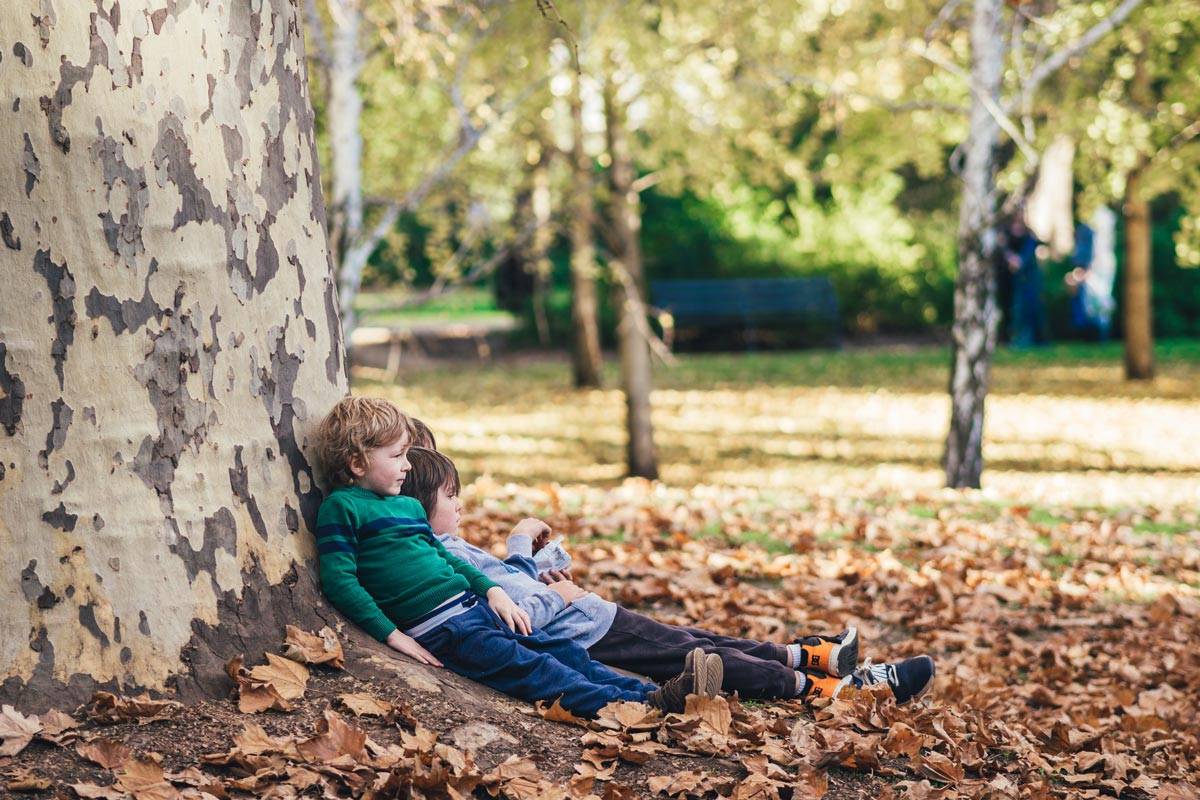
0, 0, 346, 710
1123, 46, 1154, 381
603, 69, 658, 480
569, 64, 604, 388
1122, 170, 1154, 379
943, 0, 1004, 489
327, 0, 366, 339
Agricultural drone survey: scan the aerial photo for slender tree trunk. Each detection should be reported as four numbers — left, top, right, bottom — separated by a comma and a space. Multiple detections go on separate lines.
603, 70, 658, 479
0, 0, 346, 709
1123, 169, 1154, 379
530, 137, 554, 345
328, 0, 365, 339
569, 65, 604, 388
1123, 46, 1154, 380
944, 0, 1004, 489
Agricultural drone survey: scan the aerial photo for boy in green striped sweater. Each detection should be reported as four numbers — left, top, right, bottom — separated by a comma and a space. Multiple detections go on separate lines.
313, 396, 722, 717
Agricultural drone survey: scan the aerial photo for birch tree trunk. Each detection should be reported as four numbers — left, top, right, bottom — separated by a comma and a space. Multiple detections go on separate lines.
943, 0, 1004, 489
603, 70, 658, 479
1122, 170, 1155, 380
0, 0, 346, 710
569, 65, 603, 388
326, 0, 366, 337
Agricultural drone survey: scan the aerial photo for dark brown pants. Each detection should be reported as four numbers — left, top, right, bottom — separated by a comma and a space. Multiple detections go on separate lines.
586, 607, 797, 700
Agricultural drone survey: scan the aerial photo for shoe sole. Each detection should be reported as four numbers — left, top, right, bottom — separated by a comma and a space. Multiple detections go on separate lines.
829, 626, 859, 677
698, 653, 724, 697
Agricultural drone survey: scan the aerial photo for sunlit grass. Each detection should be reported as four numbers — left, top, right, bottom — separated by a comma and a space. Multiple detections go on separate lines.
355, 340, 1200, 509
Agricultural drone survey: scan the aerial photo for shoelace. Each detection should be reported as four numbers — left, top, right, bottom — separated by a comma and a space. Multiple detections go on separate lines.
851, 658, 897, 688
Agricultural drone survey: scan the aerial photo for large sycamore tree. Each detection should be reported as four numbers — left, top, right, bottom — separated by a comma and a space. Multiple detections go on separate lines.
0, 0, 347, 709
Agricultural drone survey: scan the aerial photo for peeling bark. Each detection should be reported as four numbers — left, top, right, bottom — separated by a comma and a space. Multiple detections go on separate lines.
569, 63, 603, 389
943, 0, 1003, 489
603, 66, 658, 480
0, 0, 346, 710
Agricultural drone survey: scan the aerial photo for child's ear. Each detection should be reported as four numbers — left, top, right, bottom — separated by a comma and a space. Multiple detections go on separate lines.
348, 453, 368, 478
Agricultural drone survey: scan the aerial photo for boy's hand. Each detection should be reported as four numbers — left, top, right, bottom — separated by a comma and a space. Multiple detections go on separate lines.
539, 568, 573, 584
512, 518, 552, 551
547, 580, 586, 605
385, 630, 443, 667
486, 587, 532, 635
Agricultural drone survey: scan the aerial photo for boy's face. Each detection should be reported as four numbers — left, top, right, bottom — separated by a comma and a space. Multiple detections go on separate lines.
428, 482, 462, 535
352, 432, 412, 496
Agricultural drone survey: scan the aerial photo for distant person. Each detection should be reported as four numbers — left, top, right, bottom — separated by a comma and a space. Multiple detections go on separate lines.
1003, 215, 1047, 348
1065, 206, 1117, 341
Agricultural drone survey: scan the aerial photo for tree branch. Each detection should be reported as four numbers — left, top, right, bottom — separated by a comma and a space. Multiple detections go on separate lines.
1005, 0, 1146, 115
914, 44, 1040, 166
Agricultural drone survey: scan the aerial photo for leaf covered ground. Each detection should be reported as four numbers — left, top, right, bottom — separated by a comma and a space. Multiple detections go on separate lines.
4, 343, 1198, 798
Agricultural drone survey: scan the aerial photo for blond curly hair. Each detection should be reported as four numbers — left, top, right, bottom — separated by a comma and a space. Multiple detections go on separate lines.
315, 396, 415, 488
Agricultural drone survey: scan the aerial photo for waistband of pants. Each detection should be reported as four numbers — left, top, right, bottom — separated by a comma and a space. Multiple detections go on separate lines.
403, 591, 479, 638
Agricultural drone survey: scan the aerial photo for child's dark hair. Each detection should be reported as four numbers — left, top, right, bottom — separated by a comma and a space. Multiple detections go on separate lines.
410, 417, 437, 450
400, 447, 460, 518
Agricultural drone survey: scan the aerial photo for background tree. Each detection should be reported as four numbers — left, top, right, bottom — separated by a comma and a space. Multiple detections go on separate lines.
0, 0, 345, 708
928, 0, 1146, 487
1064, 5, 1200, 380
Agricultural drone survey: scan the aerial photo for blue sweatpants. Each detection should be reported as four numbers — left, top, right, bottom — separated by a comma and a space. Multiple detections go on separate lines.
415, 602, 655, 717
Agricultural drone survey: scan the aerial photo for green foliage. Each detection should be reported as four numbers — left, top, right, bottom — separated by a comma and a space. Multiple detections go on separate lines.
640, 178, 957, 334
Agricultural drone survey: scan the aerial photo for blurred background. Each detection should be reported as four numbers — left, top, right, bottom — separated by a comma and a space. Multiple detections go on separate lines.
305, 0, 1200, 510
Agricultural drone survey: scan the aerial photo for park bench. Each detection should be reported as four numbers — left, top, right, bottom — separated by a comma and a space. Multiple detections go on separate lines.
650, 277, 841, 349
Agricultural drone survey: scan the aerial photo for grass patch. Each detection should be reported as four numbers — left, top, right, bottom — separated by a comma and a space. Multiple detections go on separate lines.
908, 505, 938, 520
1028, 508, 1069, 528
730, 530, 794, 555
1133, 520, 1195, 536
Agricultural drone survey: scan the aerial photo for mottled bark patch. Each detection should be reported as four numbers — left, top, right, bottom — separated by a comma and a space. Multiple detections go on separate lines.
228, 445, 269, 540
42, 502, 78, 531
85, 261, 165, 335
78, 604, 110, 648
22, 133, 41, 197
39, 397, 73, 469
251, 324, 322, 527
51, 460, 76, 495
33, 249, 76, 390
152, 114, 220, 230
324, 280, 343, 383
91, 128, 149, 263
0, 343, 26, 435
131, 307, 209, 511
0, 212, 20, 250
173, 507, 238, 591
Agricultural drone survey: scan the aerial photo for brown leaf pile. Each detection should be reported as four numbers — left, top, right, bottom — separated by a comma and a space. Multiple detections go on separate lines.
6, 470, 1199, 800
454, 480, 1200, 798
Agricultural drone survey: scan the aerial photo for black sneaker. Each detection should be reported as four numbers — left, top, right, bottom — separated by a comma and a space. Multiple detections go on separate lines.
646, 647, 724, 713
793, 626, 859, 677
850, 655, 935, 705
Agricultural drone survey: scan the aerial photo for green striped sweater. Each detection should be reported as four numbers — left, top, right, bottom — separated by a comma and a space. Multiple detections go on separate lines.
314, 485, 498, 642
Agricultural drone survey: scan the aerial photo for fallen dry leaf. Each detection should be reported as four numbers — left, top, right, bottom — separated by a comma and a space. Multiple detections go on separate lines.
70, 783, 126, 800
76, 737, 134, 769
5, 767, 52, 792
336, 692, 394, 719
0, 705, 41, 757
535, 699, 588, 728
297, 709, 367, 763
36, 708, 81, 745
282, 625, 345, 669
115, 755, 179, 800
82, 692, 182, 726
